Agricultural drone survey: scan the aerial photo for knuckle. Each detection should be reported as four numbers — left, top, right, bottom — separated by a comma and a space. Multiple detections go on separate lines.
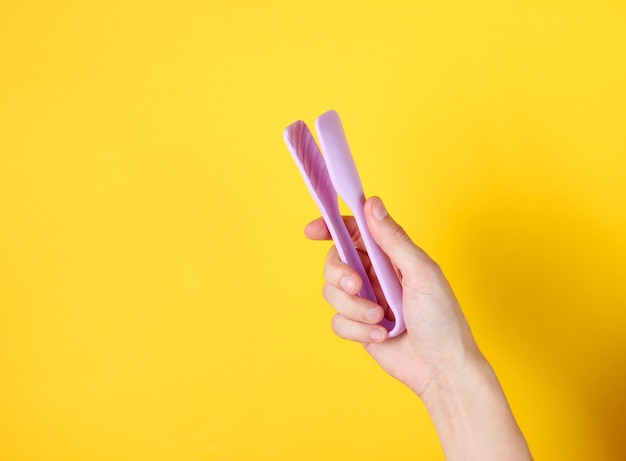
330, 314, 359, 342
323, 249, 341, 282
321, 283, 333, 302
322, 263, 332, 283
418, 255, 444, 280
322, 261, 336, 284
325, 244, 339, 261
330, 314, 343, 335
387, 222, 411, 244
404, 256, 446, 290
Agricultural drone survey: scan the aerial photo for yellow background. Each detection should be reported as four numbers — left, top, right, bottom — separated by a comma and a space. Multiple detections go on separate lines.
1, 1, 625, 459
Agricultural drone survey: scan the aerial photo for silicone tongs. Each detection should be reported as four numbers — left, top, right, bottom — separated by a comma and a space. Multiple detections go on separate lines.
283, 110, 405, 338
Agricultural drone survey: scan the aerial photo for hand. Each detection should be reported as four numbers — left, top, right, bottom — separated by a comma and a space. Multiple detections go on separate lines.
305, 196, 532, 460
305, 196, 481, 396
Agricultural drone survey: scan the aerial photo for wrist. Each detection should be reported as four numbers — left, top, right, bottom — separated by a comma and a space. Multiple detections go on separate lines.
421, 345, 489, 395
420, 351, 532, 460
419, 346, 491, 417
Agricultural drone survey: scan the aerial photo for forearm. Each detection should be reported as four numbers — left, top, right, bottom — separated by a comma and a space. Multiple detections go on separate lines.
420, 353, 532, 461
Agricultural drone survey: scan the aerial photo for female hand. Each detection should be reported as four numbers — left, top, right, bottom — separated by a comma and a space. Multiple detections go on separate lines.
305, 196, 481, 395
305, 196, 533, 461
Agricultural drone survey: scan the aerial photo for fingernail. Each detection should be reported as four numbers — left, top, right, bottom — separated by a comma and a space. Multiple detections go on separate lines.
370, 328, 385, 341
373, 199, 388, 220
340, 276, 355, 293
366, 307, 380, 322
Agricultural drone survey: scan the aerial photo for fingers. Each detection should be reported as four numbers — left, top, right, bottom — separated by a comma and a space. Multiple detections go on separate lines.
304, 216, 364, 249
364, 196, 439, 280
322, 279, 382, 324
323, 246, 388, 343
307, 197, 442, 344
331, 313, 388, 343
304, 217, 330, 240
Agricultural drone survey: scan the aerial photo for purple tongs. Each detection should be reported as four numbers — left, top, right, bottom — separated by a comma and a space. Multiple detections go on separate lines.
283, 110, 405, 338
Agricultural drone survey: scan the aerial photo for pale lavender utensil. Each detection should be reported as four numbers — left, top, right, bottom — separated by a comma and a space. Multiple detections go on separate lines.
315, 110, 405, 337
283, 120, 377, 303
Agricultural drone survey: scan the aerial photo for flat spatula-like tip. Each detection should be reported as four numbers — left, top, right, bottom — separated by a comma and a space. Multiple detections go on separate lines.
284, 120, 333, 193
315, 110, 363, 204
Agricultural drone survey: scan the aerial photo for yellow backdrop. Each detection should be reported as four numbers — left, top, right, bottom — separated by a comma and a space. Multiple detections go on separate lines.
1, 1, 625, 460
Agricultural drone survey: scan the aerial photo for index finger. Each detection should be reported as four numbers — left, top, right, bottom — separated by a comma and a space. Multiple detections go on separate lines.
304, 215, 364, 249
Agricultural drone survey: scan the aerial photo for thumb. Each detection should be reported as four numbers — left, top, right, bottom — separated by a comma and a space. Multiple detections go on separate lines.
364, 196, 433, 276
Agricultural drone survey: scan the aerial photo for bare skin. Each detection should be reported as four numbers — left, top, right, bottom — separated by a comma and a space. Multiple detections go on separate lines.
305, 196, 532, 461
